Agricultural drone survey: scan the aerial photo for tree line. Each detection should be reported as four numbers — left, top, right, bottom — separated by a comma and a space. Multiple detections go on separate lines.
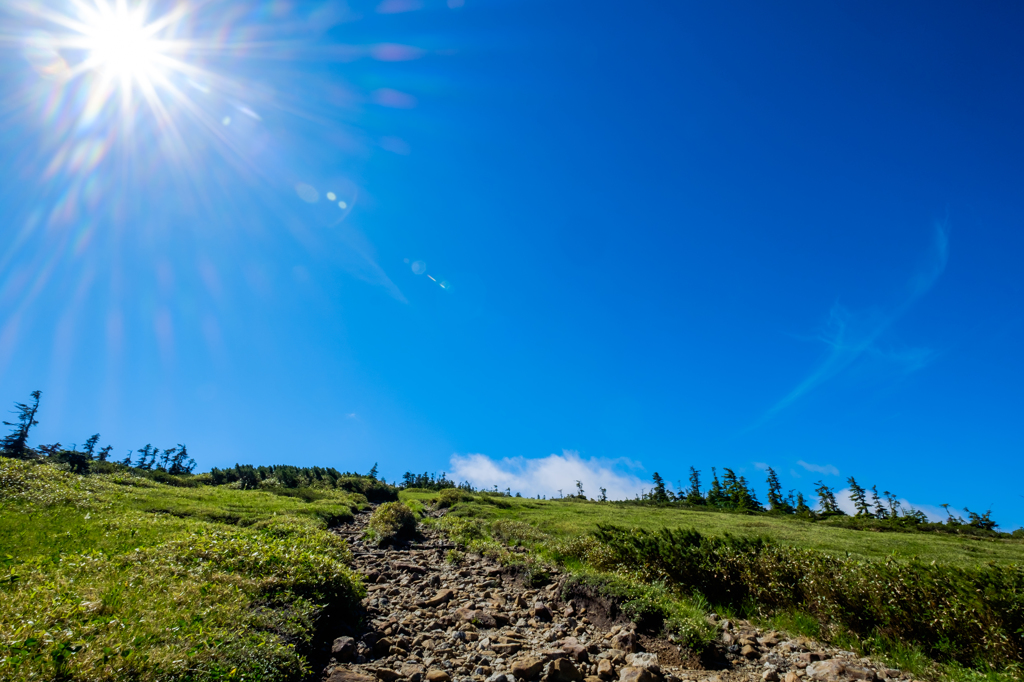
638, 466, 999, 531
0, 390, 195, 475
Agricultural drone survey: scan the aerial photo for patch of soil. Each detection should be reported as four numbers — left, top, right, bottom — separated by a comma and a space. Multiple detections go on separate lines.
558, 580, 631, 629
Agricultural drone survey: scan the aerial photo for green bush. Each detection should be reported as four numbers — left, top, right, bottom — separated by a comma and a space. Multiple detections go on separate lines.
594, 525, 1024, 668
367, 502, 417, 546
435, 488, 475, 509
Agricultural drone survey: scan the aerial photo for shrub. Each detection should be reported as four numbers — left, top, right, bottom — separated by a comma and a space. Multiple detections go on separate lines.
435, 488, 475, 509
594, 525, 1024, 668
366, 502, 417, 546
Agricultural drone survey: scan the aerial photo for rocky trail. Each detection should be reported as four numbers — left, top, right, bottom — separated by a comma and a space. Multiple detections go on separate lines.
320, 506, 918, 682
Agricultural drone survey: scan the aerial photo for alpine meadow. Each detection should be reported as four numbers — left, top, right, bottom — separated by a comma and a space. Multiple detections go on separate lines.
1, 2, 1022, 682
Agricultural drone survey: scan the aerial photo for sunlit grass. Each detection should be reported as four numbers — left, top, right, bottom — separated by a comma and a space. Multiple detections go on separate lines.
0, 460, 365, 681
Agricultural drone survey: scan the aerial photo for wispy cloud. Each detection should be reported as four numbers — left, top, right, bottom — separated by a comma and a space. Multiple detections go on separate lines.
448, 450, 646, 501
757, 225, 949, 424
796, 460, 839, 476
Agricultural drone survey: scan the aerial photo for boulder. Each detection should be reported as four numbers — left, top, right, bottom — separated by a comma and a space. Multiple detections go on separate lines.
806, 660, 846, 681
597, 660, 615, 679
610, 633, 639, 653
563, 644, 590, 663
531, 603, 554, 622
618, 667, 653, 682
740, 645, 759, 659
332, 636, 356, 662
550, 658, 583, 682
512, 656, 545, 680
426, 672, 451, 682
425, 589, 455, 607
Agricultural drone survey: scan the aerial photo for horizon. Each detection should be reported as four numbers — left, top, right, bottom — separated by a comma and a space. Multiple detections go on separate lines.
1, 1, 1021, 528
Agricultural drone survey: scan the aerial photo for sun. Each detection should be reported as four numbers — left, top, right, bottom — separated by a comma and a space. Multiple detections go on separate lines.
82, 4, 164, 83
77, 2, 168, 86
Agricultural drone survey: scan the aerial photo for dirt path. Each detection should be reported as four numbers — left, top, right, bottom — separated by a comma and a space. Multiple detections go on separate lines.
321, 507, 914, 682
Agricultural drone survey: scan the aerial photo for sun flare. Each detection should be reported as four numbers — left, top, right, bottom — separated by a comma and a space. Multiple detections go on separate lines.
81, 4, 164, 83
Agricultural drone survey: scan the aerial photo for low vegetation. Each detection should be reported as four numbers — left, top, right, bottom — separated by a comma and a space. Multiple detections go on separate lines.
406, 489, 1024, 682
365, 501, 417, 546
0, 459, 370, 682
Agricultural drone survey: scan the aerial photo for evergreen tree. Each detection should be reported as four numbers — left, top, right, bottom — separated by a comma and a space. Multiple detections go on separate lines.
121, 450, 133, 466
721, 468, 741, 507
1, 390, 41, 459
650, 472, 669, 502
575, 480, 586, 499
795, 491, 811, 515
97, 445, 113, 463
599, 487, 607, 502
706, 468, 725, 507
847, 476, 871, 516
136, 445, 155, 470
765, 467, 789, 512
737, 475, 762, 511
83, 434, 101, 460
814, 480, 842, 514
368, 463, 379, 479
871, 486, 888, 519
686, 467, 705, 505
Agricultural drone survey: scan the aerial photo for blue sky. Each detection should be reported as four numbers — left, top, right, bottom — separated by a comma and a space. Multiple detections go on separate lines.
1, 1, 1022, 526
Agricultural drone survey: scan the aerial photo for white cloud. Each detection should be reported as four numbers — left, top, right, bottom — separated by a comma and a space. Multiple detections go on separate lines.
753, 462, 770, 471
447, 450, 646, 501
796, 460, 840, 476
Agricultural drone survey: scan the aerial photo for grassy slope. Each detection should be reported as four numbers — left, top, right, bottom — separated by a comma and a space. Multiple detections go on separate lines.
427, 495, 1024, 566
0, 461, 365, 682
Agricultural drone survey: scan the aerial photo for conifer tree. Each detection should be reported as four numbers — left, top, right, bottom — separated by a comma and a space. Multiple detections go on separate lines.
599, 487, 607, 502
121, 450, 133, 466
650, 473, 669, 502
368, 463, 379, 479
707, 468, 725, 507
871, 485, 888, 519
795, 491, 811, 515
765, 467, 789, 512
847, 476, 871, 516
97, 445, 113, 462
1, 390, 41, 459
737, 475, 762, 511
686, 466, 704, 505
721, 468, 741, 507
576, 480, 586, 499
814, 480, 841, 514
83, 434, 100, 460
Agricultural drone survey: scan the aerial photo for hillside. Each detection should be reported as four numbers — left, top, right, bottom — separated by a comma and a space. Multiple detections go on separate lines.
0, 459, 377, 681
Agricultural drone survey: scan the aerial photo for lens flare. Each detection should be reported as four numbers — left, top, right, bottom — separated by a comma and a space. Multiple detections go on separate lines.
82, 3, 163, 83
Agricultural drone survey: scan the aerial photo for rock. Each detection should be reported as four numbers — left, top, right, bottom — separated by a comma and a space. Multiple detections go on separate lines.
328, 672, 377, 682
740, 645, 759, 659
618, 667, 653, 682
610, 633, 639, 654
394, 562, 427, 574
427, 672, 451, 682
512, 656, 545, 680
597, 660, 615, 679
799, 654, 824, 664
425, 589, 455, 607
488, 675, 510, 682
495, 642, 524, 656
586, 677, 604, 682
531, 603, 554, 622
624, 653, 658, 671
550, 658, 583, 682
402, 663, 427, 681
784, 673, 800, 682
806, 660, 846, 681
373, 670, 402, 682
332, 636, 356, 662
371, 637, 393, 658
762, 672, 780, 682
563, 644, 590, 663
844, 666, 876, 681
758, 633, 782, 648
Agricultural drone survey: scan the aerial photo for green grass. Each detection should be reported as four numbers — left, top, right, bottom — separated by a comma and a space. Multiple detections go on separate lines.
0, 460, 365, 682
422, 493, 1024, 682
433, 496, 1024, 567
